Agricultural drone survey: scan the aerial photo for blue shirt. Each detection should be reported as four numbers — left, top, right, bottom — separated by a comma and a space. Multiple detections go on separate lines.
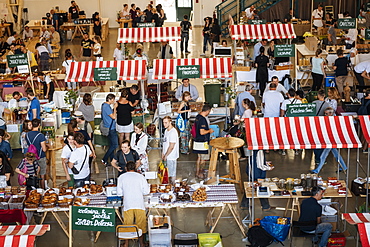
28, 97, 41, 120
102, 103, 116, 130
253, 42, 263, 60
236, 91, 256, 116
0, 141, 12, 159
26, 131, 46, 158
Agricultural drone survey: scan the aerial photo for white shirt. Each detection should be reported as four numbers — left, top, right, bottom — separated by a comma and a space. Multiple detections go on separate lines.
69, 145, 91, 179
61, 144, 76, 174
245, 7, 254, 18
325, 98, 338, 111
242, 109, 253, 118
117, 171, 150, 211
93, 43, 101, 55
6, 36, 15, 45
130, 132, 148, 155
40, 30, 50, 39
36, 45, 49, 55
262, 90, 284, 117
113, 48, 124, 61
345, 29, 358, 44
23, 29, 33, 39
8, 99, 18, 109
62, 59, 74, 76
175, 84, 199, 101
163, 127, 179, 160
281, 98, 302, 111
264, 83, 288, 95
312, 9, 324, 27
354, 61, 370, 74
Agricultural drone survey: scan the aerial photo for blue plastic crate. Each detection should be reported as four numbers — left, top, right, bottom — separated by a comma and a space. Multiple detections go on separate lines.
325, 76, 336, 88
61, 112, 71, 118
210, 125, 220, 139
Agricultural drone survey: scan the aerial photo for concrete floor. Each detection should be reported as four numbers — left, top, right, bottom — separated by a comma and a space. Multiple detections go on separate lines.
7, 25, 364, 246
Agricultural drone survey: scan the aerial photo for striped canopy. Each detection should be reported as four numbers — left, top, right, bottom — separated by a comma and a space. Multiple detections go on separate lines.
65, 60, 147, 82
244, 116, 361, 150
0, 235, 36, 247
152, 58, 232, 80
359, 115, 370, 148
342, 213, 370, 247
117, 27, 181, 43
230, 24, 296, 40
0, 225, 50, 236
358, 223, 370, 247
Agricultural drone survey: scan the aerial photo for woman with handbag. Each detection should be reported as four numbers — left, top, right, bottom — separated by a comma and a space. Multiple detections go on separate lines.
111, 140, 140, 177
15, 152, 40, 187
201, 17, 212, 56
0, 151, 13, 185
177, 92, 191, 154
130, 123, 148, 172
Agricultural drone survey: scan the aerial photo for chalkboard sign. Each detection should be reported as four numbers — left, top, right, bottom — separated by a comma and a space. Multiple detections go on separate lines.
137, 23, 156, 28
365, 29, 370, 40
176, 65, 200, 79
286, 103, 316, 117
94, 67, 117, 81
274, 44, 295, 57
71, 206, 115, 232
337, 18, 357, 29
247, 19, 266, 25
6, 54, 28, 68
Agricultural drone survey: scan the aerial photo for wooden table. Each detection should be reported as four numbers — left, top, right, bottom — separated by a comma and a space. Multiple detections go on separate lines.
116, 19, 132, 28
61, 18, 109, 41
0, 23, 11, 37
25, 20, 52, 35
46, 139, 64, 188
207, 137, 244, 189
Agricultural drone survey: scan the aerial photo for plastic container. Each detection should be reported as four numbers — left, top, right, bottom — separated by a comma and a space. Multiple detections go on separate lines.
61, 112, 71, 118
148, 215, 171, 247
209, 125, 220, 139
198, 233, 223, 247
9, 195, 26, 209
203, 84, 221, 106
174, 233, 198, 247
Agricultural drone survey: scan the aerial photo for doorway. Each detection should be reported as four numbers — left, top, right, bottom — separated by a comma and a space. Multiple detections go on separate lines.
176, 0, 192, 21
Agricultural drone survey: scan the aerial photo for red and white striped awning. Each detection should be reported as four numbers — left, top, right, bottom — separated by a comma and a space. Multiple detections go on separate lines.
230, 24, 296, 40
358, 223, 370, 247
152, 58, 232, 80
359, 116, 370, 148
117, 27, 181, 43
244, 116, 361, 150
342, 213, 370, 225
0, 235, 35, 247
66, 60, 147, 82
0, 225, 50, 236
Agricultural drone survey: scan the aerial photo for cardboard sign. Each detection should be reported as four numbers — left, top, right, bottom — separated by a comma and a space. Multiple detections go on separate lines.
17, 65, 29, 74
176, 65, 200, 79
286, 103, 316, 117
365, 29, 370, 40
137, 22, 156, 28
274, 44, 295, 57
247, 19, 266, 25
71, 206, 115, 232
337, 18, 357, 29
94, 67, 117, 81
6, 54, 28, 68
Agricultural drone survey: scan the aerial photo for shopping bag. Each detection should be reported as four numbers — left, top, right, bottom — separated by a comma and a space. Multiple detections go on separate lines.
17, 164, 27, 186
260, 216, 290, 242
158, 161, 169, 184
176, 114, 185, 132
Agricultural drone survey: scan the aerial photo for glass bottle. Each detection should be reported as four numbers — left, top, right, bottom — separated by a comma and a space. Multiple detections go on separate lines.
306, 174, 312, 188
301, 174, 307, 190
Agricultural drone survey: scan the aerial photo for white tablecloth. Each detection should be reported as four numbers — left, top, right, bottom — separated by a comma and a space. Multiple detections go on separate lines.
236, 69, 290, 82
52, 91, 68, 108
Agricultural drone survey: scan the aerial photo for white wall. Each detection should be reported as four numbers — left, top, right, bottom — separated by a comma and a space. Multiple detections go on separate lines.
192, 0, 220, 27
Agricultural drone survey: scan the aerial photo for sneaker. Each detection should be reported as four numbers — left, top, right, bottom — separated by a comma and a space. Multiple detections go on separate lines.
262, 207, 275, 212
239, 157, 247, 161
185, 51, 190, 54
281, 151, 286, 156
200, 53, 205, 56
363, 149, 368, 154
311, 170, 319, 174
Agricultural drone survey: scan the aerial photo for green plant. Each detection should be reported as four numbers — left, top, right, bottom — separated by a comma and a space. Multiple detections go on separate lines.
64, 90, 79, 112
225, 86, 236, 105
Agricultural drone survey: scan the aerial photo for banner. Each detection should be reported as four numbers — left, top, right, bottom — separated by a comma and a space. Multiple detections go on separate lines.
286, 103, 316, 117
71, 206, 116, 232
176, 65, 201, 79
274, 44, 295, 57
94, 67, 117, 81
6, 54, 28, 68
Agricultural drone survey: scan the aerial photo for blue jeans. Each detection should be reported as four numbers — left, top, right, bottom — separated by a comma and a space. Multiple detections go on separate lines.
313, 149, 323, 163
315, 223, 333, 247
313, 148, 347, 173
203, 35, 212, 53
180, 32, 189, 52
102, 129, 118, 163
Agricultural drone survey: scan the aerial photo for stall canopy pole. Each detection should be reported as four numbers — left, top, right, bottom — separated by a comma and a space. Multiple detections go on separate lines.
311, 0, 314, 32
367, 149, 370, 213
344, 148, 350, 231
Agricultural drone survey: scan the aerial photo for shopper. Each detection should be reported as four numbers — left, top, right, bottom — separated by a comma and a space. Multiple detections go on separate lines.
26, 88, 41, 120
151, 8, 160, 27
241, 98, 256, 119
253, 39, 267, 61
325, 87, 340, 112
77, 93, 95, 130
120, 4, 131, 28
130, 123, 149, 172
156, 4, 166, 27
235, 84, 255, 116
61, 132, 76, 187
211, 18, 221, 46
280, 88, 301, 117
313, 89, 330, 116
333, 49, 350, 96
49, 27, 60, 46
62, 50, 76, 90
67, 119, 95, 158
178, 92, 192, 154
68, 132, 92, 187
111, 140, 140, 176
175, 78, 199, 102
193, 105, 214, 179
0, 151, 12, 185
22, 26, 33, 40
325, 13, 336, 45
37, 72, 55, 101
20, 120, 32, 154
35, 42, 50, 72
0, 129, 12, 160
92, 35, 102, 60
68, 0, 80, 22
113, 43, 124, 61
255, 46, 269, 96
201, 17, 212, 56
115, 89, 134, 144
180, 15, 192, 53
162, 116, 179, 183
73, 111, 93, 139
354, 61, 370, 87
92, 12, 102, 38
15, 152, 40, 186
312, 4, 324, 29
157, 41, 173, 59
264, 76, 288, 95
262, 83, 284, 118
117, 160, 150, 247
299, 186, 332, 247
311, 49, 325, 91
80, 33, 94, 61
101, 94, 118, 166
0, 102, 10, 130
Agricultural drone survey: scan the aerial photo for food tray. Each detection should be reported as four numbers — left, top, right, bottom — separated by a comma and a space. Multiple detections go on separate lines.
24, 203, 39, 209
9, 195, 26, 209
58, 195, 74, 208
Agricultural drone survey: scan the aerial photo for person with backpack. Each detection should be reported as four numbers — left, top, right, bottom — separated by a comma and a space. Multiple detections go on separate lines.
111, 140, 140, 177
26, 119, 48, 189
180, 15, 192, 54
0, 129, 12, 160
15, 152, 40, 187
61, 132, 76, 187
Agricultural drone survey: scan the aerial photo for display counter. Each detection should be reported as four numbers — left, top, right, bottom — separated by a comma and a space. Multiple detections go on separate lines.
236, 68, 290, 83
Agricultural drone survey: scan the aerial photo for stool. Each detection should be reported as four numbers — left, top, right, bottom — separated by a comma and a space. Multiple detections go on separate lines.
206, 137, 244, 189
284, 197, 301, 220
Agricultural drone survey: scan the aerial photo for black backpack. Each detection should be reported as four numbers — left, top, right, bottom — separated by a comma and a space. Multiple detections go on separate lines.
181, 21, 191, 32
247, 226, 275, 247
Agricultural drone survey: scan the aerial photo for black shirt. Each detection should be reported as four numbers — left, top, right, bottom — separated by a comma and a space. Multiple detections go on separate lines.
69, 6, 79, 19
299, 197, 322, 231
144, 9, 153, 22
180, 20, 191, 33
114, 149, 139, 176
116, 102, 134, 126
255, 55, 269, 68
334, 57, 349, 77
284, 13, 292, 23
151, 13, 160, 27
194, 114, 210, 142
128, 91, 140, 105
81, 39, 94, 57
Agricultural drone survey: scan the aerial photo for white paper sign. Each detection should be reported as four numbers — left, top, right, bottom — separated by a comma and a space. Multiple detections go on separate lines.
144, 172, 157, 179
6, 124, 18, 133
17, 65, 29, 74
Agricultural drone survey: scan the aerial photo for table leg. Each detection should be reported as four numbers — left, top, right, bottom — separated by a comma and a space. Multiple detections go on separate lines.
40, 212, 48, 224
116, 208, 124, 224
206, 147, 218, 183
209, 205, 225, 233
232, 150, 242, 189
284, 198, 291, 217
51, 150, 56, 188
52, 211, 69, 238
205, 208, 216, 227
94, 231, 101, 242
228, 204, 246, 237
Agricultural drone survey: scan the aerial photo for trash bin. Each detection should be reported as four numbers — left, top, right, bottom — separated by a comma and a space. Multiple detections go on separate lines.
203, 84, 221, 106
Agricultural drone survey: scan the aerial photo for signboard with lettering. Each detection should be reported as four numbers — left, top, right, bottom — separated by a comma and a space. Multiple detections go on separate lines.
137, 23, 156, 28
337, 18, 357, 29
286, 103, 316, 117
365, 29, 370, 40
6, 54, 28, 68
176, 65, 201, 79
94, 67, 117, 81
274, 44, 295, 57
247, 19, 266, 25
71, 206, 115, 232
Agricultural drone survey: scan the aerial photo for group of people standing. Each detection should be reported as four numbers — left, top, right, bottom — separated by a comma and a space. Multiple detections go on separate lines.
120, 3, 166, 27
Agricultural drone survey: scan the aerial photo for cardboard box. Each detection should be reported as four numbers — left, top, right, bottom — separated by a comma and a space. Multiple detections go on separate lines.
305, 36, 318, 51
327, 233, 346, 247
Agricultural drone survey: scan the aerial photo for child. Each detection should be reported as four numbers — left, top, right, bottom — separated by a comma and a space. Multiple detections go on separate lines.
15, 152, 40, 187
20, 120, 32, 154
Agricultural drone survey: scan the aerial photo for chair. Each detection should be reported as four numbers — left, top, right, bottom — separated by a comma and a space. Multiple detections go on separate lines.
116, 225, 143, 247
290, 220, 320, 247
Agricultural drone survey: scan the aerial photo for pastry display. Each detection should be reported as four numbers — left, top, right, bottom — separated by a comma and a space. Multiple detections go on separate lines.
150, 184, 158, 193
73, 198, 90, 206
176, 193, 191, 201
24, 190, 42, 208
59, 187, 74, 196
192, 187, 207, 202
42, 191, 58, 208
75, 188, 89, 196
89, 184, 103, 194
57, 195, 74, 207
158, 184, 172, 193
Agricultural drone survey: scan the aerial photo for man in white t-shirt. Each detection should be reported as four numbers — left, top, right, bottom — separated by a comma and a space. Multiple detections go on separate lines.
354, 61, 370, 87
61, 133, 76, 187
262, 83, 284, 117
312, 4, 324, 29
117, 160, 150, 247
264, 76, 288, 95
244, 5, 255, 19
280, 88, 301, 117
113, 43, 124, 61
68, 132, 92, 187
162, 116, 179, 183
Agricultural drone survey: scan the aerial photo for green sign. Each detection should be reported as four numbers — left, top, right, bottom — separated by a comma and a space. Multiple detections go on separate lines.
176, 65, 201, 79
247, 19, 266, 25
6, 54, 28, 68
337, 18, 357, 29
71, 206, 116, 232
286, 103, 316, 117
137, 23, 156, 28
365, 29, 370, 40
274, 44, 295, 57
94, 67, 117, 81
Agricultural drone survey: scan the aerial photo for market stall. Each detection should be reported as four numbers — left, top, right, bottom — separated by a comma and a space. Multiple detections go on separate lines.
342, 213, 370, 247
357, 115, 370, 212
117, 26, 181, 44
244, 116, 362, 222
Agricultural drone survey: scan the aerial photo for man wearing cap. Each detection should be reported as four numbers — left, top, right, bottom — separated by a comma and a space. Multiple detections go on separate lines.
235, 84, 255, 116
73, 111, 93, 139
175, 78, 199, 102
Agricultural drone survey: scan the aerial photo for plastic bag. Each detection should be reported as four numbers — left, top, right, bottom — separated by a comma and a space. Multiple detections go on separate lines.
260, 216, 291, 242
158, 161, 169, 184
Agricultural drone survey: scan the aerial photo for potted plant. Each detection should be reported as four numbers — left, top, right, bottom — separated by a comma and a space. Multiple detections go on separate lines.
64, 90, 78, 113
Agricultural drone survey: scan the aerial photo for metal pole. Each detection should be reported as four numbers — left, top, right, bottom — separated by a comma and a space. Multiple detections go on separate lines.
251, 150, 255, 224
344, 148, 350, 231
311, 0, 314, 32
366, 148, 369, 212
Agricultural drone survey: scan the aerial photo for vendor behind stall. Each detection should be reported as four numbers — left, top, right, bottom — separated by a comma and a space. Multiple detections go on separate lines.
354, 61, 370, 87
284, 9, 293, 23
175, 78, 199, 102
312, 4, 324, 29
111, 140, 140, 176
128, 85, 141, 107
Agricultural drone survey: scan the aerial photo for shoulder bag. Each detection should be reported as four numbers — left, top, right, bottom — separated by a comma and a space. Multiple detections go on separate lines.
71, 146, 88, 175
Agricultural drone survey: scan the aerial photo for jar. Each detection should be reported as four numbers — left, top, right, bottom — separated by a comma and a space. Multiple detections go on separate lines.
312, 174, 318, 187
301, 174, 307, 189
306, 174, 312, 188
278, 179, 286, 190
286, 180, 294, 190
293, 179, 300, 186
